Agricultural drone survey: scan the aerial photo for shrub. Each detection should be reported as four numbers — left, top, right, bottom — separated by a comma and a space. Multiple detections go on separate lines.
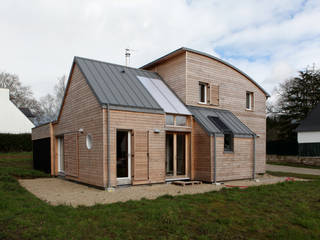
0, 134, 32, 152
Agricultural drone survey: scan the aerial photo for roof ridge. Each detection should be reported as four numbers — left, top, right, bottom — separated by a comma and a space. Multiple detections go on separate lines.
74, 56, 156, 74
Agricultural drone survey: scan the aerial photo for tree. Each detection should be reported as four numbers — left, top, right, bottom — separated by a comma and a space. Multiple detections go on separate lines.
269, 66, 320, 140
38, 75, 66, 123
0, 71, 42, 124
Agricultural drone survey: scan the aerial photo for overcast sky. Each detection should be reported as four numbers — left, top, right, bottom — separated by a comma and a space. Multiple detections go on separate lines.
1, 0, 320, 99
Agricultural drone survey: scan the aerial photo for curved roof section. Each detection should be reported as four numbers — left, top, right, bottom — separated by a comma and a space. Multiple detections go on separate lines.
141, 47, 270, 97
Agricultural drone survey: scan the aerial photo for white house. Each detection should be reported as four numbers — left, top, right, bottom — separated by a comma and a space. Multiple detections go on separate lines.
296, 103, 320, 156
0, 88, 35, 134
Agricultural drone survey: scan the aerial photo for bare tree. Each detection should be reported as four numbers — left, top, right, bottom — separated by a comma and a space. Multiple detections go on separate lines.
0, 71, 42, 123
38, 75, 66, 124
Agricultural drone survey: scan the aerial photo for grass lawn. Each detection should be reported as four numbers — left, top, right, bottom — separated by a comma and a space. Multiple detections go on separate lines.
1, 153, 320, 240
268, 161, 320, 170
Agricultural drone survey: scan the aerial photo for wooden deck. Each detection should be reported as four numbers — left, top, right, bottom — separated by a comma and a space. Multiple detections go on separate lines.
172, 180, 202, 186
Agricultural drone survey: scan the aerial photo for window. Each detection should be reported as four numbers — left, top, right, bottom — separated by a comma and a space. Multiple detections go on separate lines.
86, 134, 92, 149
246, 92, 254, 110
208, 116, 234, 152
199, 83, 207, 104
176, 116, 187, 126
224, 133, 233, 152
166, 115, 174, 125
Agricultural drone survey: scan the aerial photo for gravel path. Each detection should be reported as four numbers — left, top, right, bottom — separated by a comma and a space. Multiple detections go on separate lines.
266, 164, 320, 175
19, 174, 294, 207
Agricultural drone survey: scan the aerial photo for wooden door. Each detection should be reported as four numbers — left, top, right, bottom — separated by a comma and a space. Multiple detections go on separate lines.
133, 131, 149, 181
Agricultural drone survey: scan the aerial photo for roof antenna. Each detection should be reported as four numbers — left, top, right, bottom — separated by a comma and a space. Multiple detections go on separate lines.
125, 48, 131, 66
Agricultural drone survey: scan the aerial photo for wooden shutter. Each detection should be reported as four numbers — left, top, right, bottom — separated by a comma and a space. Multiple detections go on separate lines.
64, 133, 79, 177
133, 131, 149, 181
210, 85, 219, 106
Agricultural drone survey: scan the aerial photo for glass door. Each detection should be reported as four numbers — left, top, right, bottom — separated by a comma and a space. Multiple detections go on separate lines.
165, 132, 188, 179
117, 130, 131, 185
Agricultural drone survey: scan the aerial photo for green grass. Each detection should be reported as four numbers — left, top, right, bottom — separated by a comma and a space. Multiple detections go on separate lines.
1, 153, 320, 239
267, 171, 320, 180
268, 161, 320, 170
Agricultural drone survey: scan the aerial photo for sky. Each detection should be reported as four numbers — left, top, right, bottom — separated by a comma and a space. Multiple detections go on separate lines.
0, 0, 320, 100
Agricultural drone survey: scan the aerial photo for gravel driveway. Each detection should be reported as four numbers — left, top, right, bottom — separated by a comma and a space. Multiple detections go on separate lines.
18, 174, 295, 207
266, 164, 320, 175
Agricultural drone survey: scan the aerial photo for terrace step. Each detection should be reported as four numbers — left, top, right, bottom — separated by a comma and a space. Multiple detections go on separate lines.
172, 180, 202, 186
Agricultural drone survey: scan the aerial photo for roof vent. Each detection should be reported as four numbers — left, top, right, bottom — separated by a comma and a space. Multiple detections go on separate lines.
120, 69, 125, 73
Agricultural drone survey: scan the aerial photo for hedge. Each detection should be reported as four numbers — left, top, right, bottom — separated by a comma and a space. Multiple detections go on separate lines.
267, 140, 298, 156
0, 133, 32, 152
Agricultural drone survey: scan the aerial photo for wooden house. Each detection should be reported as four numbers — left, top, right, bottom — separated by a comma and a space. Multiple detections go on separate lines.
32, 47, 269, 188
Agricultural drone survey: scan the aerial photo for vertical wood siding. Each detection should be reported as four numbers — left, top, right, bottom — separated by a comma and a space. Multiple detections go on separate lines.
108, 110, 165, 186
53, 64, 104, 187
185, 51, 266, 174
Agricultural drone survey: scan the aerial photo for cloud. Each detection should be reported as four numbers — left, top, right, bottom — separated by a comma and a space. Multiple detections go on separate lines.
0, 0, 319, 99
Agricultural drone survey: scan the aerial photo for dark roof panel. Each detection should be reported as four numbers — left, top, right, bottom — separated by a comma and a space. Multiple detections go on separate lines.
19, 108, 35, 118
187, 106, 254, 137
75, 57, 163, 112
296, 103, 320, 132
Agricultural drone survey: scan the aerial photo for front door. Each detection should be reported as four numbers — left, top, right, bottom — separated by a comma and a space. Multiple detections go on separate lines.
166, 132, 189, 179
117, 130, 131, 185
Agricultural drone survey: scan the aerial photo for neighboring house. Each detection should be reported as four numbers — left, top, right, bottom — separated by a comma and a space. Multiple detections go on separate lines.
296, 102, 320, 156
0, 88, 35, 134
32, 47, 269, 188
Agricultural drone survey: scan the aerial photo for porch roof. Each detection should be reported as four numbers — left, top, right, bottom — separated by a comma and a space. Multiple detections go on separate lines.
187, 106, 254, 137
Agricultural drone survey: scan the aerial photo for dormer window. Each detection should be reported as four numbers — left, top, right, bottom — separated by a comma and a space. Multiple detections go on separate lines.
199, 82, 208, 104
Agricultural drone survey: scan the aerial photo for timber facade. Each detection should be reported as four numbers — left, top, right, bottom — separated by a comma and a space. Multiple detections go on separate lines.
32, 47, 269, 188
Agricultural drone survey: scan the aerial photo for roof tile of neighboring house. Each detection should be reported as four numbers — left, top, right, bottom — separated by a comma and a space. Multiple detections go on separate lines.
187, 105, 254, 137
19, 108, 35, 118
296, 102, 320, 132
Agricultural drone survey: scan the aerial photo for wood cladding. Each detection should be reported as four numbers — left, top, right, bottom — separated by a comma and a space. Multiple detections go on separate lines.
210, 85, 219, 106
134, 131, 149, 181
53, 64, 104, 187
108, 110, 166, 186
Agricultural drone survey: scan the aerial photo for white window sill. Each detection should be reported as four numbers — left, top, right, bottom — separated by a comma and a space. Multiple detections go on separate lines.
198, 102, 208, 105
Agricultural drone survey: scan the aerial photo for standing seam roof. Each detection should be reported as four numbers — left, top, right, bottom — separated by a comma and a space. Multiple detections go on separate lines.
187, 106, 254, 137
75, 57, 163, 112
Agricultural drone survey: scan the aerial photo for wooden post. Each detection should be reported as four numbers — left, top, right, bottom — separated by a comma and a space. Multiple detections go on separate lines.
49, 123, 54, 176
173, 133, 177, 177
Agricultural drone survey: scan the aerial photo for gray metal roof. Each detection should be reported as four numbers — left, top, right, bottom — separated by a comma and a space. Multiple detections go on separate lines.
137, 76, 191, 115
296, 102, 320, 132
187, 106, 254, 137
141, 47, 270, 97
75, 57, 163, 113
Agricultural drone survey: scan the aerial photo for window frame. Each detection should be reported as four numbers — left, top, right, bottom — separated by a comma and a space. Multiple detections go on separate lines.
199, 82, 208, 104
223, 132, 234, 152
246, 91, 254, 110
165, 114, 175, 126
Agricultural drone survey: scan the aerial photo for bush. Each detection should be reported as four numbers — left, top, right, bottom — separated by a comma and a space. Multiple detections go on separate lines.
0, 134, 32, 152
267, 140, 298, 156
